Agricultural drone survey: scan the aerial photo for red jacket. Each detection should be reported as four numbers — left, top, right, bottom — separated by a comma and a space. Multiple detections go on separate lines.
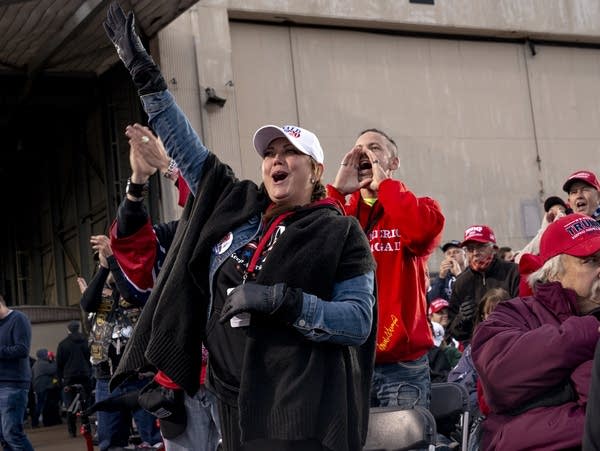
328, 179, 444, 363
472, 282, 600, 450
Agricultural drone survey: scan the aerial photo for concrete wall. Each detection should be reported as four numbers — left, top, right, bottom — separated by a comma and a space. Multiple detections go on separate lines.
156, 1, 600, 270
30, 322, 73, 359
207, 0, 600, 43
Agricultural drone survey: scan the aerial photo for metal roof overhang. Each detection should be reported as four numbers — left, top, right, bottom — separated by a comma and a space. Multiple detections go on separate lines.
0, 0, 197, 181
0, 0, 197, 76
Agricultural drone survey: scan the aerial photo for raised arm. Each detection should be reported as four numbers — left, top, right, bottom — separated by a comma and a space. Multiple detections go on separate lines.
104, 2, 208, 194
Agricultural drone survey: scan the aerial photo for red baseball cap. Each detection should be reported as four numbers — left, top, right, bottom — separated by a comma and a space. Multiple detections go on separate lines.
460, 225, 496, 247
428, 298, 449, 315
539, 213, 600, 263
562, 170, 600, 193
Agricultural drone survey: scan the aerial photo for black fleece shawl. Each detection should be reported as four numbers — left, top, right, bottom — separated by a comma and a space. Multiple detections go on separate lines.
111, 154, 376, 451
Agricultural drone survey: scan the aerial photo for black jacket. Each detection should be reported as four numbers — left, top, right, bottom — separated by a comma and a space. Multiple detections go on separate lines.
110, 154, 376, 451
56, 332, 91, 382
448, 257, 519, 341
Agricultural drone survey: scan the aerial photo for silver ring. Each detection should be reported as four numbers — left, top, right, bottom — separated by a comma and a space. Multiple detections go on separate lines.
141, 136, 150, 143
372, 160, 379, 164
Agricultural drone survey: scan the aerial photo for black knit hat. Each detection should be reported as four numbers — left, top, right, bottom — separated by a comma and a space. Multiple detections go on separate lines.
543, 196, 567, 213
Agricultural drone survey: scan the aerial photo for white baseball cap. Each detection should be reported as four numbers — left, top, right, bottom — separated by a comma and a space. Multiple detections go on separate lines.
431, 321, 444, 347
252, 125, 324, 164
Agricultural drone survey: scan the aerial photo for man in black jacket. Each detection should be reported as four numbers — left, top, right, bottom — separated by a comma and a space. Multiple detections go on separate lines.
56, 320, 92, 437
448, 225, 519, 342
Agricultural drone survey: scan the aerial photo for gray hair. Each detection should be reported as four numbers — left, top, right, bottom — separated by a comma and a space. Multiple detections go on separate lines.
527, 254, 564, 289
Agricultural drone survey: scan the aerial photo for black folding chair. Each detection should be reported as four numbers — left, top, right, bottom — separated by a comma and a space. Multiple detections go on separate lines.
364, 405, 437, 451
430, 382, 470, 451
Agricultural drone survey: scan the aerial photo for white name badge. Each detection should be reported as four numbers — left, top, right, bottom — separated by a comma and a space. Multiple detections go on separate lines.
226, 287, 251, 327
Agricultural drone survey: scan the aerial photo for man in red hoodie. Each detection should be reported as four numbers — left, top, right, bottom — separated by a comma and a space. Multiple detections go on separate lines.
328, 129, 444, 408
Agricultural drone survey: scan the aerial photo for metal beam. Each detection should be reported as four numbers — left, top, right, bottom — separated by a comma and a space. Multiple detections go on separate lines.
27, 0, 112, 77
0, 0, 36, 5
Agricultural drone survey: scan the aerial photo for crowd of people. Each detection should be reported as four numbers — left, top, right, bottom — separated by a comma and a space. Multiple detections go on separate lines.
99, 2, 600, 449
1, 2, 600, 450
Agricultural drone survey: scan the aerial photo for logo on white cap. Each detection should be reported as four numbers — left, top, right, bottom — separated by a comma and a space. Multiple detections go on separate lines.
252, 125, 324, 164
283, 126, 301, 139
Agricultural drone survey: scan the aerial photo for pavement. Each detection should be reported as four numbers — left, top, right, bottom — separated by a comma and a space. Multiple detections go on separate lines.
25, 422, 165, 451
25, 423, 94, 451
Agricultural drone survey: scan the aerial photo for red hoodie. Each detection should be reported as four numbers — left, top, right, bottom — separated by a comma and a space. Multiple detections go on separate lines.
328, 179, 444, 363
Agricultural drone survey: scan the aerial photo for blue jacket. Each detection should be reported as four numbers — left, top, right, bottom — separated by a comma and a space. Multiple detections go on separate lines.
0, 310, 32, 388
427, 273, 455, 302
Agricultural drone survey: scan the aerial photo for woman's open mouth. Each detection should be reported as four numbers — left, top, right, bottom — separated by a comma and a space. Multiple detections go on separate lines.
272, 171, 288, 182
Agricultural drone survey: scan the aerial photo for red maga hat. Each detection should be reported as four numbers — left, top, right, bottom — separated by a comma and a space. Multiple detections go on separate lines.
460, 225, 496, 247
562, 170, 600, 193
428, 298, 450, 315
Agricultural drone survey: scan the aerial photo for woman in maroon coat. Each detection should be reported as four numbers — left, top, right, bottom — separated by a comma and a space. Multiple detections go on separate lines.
472, 214, 600, 450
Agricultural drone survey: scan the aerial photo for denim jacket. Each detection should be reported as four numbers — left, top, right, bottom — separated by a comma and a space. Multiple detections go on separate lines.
140, 90, 374, 346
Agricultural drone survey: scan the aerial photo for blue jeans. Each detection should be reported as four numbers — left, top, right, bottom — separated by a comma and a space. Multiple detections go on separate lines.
371, 354, 431, 409
0, 386, 34, 451
33, 391, 46, 426
96, 378, 162, 451
163, 386, 221, 451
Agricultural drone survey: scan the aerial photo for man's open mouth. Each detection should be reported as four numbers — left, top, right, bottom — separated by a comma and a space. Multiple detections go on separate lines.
359, 160, 372, 171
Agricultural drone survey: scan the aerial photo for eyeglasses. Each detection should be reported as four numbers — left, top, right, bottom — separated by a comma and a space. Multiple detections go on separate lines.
463, 243, 493, 254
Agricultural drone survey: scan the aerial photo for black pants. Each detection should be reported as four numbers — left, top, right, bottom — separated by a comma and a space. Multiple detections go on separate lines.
217, 400, 324, 451
42, 387, 63, 426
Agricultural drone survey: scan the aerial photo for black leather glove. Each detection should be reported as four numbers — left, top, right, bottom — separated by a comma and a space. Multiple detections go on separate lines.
219, 282, 303, 325
458, 298, 477, 320
138, 380, 186, 439
103, 1, 167, 95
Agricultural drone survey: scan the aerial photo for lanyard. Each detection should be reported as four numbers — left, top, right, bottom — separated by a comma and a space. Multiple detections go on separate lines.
245, 211, 295, 278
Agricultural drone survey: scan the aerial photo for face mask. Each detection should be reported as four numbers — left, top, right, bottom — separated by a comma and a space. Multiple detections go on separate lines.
470, 252, 494, 273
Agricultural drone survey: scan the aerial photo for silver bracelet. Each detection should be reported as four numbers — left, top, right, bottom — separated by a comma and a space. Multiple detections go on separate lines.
163, 158, 178, 180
